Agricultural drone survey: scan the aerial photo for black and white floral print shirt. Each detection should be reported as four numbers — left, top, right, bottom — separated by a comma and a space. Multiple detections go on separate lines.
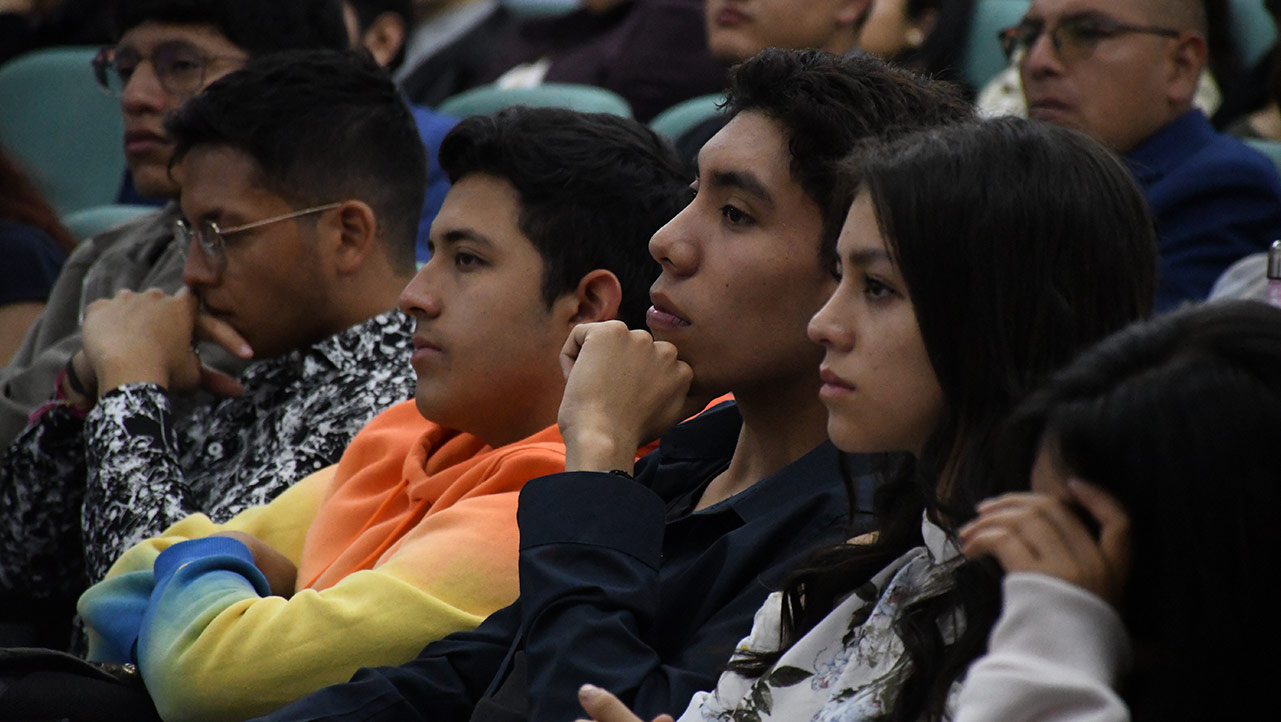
0, 309, 416, 603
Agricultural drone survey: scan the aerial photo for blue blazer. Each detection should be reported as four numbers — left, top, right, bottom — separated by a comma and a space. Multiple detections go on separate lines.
1125, 109, 1281, 312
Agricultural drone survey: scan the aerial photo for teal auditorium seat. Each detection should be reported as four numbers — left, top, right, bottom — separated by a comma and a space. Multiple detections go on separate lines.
1231, 0, 1278, 71
961, 0, 1029, 91
502, 0, 579, 20
649, 93, 726, 142
0, 47, 125, 216
61, 203, 154, 243
436, 83, 633, 118
1245, 138, 1281, 176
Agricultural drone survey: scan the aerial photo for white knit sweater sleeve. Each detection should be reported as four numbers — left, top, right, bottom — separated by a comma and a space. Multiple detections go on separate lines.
953, 572, 1132, 722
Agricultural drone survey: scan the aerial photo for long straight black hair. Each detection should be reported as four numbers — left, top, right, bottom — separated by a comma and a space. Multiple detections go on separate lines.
996, 299, 1281, 722
729, 117, 1158, 721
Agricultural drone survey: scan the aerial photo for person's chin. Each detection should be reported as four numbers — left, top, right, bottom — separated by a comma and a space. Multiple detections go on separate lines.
128, 163, 180, 199
414, 385, 457, 425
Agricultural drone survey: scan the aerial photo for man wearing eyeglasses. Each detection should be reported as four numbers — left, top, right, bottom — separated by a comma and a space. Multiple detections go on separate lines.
1003, 0, 1281, 311
0, 2, 416, 650
0, 0, 352, 453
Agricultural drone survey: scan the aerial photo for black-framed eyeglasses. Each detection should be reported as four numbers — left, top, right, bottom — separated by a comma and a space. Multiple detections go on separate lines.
999, 12, 1181, 64
92, 41, 246, 98
174, 203, 343, 274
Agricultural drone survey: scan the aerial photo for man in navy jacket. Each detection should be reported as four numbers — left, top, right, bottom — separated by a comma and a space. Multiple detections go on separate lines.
1011, 0, 1281, 311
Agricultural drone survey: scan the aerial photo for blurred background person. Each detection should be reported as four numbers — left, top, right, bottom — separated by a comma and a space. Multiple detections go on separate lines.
482, 0, 726, 121
396, 0, 516, 106
0, 145, 75, 366
857, 0, 975, 96
343, 0, 458, 262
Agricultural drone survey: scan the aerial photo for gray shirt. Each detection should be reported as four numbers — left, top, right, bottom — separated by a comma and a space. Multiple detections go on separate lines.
0, 202, 244, 447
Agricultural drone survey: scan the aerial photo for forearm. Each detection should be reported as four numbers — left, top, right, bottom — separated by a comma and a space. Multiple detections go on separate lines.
517, 472, 684, 722
136, 539, 504, 722
81, 384, 196, 580
953, 573, 1131, 722
81, 471, 331, 663
0, 403, 91, 600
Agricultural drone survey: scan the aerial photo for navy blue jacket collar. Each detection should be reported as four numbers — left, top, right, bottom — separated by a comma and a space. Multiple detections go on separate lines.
1125, 109, 1215, 185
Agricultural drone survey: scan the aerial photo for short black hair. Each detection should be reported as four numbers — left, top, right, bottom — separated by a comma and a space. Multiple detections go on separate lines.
167, 49, 426, 272
113, 0, 350, 55
723, 48, 974, 269
438, 107, 689, 329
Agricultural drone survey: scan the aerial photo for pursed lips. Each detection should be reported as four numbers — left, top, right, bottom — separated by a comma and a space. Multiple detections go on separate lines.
647, 289, 691, 329
818, 366, 855, 398
123, 128, 168, 154
411, 336, 444, 363
713, 4, 751, 26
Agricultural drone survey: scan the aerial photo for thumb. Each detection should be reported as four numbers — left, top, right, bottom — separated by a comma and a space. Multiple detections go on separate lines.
578, 685, 644, 722
1067, 478, 1132, 602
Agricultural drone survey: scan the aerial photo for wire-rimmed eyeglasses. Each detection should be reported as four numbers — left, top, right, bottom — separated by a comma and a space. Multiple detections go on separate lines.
92, 41, 246, 98
999, 12, 1181, 64
174, 203, 343, 274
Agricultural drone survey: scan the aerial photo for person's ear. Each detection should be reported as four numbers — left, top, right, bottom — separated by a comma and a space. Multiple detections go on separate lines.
558, 268, 623, 326
1167, 33, 1208, 106
362, 12, 407, 68
328, 200, 379, 275
907, 8, 939, 48
837, 0, 873, 27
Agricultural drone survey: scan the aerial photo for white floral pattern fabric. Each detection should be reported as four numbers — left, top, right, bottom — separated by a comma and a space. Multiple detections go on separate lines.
0, 310, 416, 602
678, 518, 962, 722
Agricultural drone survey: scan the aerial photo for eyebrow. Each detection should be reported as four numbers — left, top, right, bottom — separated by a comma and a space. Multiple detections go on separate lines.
705, 169, 775, 210
434, 228, 496, 249
844, 247, 894, 267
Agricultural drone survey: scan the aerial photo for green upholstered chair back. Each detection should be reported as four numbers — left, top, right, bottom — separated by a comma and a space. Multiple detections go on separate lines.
1230, 0, 1278, 71
0, 47, 125, 215
649, 93, 726, 142
437, 82, 633, 118
1245, 138, 1281, 176
962, 0, 1029, 91
502, 0, 579, 20
61, 203, 155, 243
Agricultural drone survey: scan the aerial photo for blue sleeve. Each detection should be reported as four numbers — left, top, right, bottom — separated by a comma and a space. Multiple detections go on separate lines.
136, 536, 271, 663
408, 105, 460, 263
79, 568, 156, 664
1151, 144, 1281, 311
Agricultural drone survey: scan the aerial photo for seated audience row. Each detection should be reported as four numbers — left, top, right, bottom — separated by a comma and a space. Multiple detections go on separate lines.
0, 4, 1278, 722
